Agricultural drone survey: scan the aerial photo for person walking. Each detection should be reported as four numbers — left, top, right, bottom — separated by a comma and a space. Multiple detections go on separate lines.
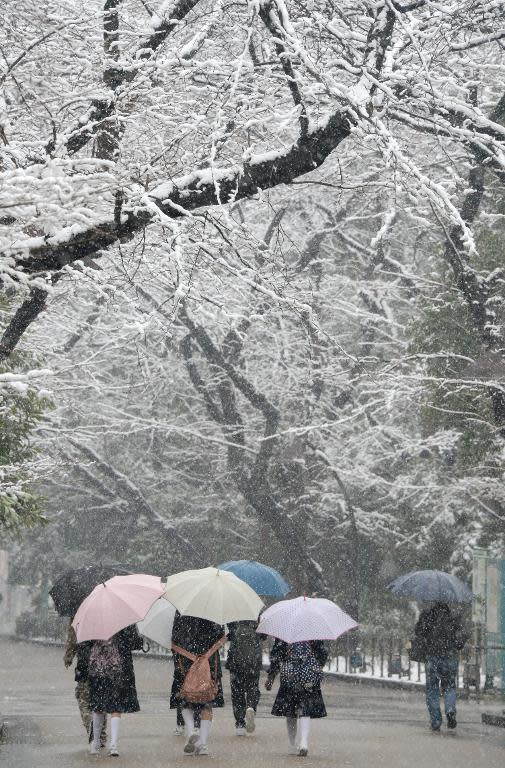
265, 638, 328, 757
175, 702, 201, 736
226, 620, 263, 735
87, 624, 143, 756
63, 620, 107, 748
170, 615, 227, 756
414, 602, 468, 731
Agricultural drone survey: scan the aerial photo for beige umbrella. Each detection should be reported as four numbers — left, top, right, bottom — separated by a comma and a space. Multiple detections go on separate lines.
163, 566, 264, 625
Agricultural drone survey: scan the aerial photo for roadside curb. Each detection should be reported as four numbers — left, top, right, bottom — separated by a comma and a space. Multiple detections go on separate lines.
331, 672, 425, 692
482, 712, 505, 728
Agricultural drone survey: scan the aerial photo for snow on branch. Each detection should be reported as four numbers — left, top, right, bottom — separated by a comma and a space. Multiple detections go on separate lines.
0, 367, 52, 395
4, 110, 351, 275
63, 0, 203, 156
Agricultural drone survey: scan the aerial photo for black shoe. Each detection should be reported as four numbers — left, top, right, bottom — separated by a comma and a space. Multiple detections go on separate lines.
431, 722, 441, 732
447, 713, 457, 730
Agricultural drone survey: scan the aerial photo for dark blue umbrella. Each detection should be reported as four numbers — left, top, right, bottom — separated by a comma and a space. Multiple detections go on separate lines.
217, 560, 290, 597
387, 570, 472, 604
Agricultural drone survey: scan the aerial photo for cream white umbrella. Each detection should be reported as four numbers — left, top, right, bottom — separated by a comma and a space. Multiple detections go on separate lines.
163, 566, 264, 625
137, 598, 177, 648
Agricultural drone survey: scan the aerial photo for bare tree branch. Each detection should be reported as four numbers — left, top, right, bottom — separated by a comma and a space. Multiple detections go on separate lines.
62, 0, 202, 156
259, 2, 309, 140
11, 111, 352, 277
0, 287, 49, 363
69, 439, 202, 560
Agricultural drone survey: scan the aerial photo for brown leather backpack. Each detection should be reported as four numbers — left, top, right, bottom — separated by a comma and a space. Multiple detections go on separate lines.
172, 636, 227, 704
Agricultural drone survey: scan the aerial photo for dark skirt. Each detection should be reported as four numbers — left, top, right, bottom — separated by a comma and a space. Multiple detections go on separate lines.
89, 673, 140, 714
170, 653, 225, 710
271, 682, 327, 719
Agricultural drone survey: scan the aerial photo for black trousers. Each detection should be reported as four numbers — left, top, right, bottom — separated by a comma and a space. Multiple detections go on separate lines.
230, 672, 261, 727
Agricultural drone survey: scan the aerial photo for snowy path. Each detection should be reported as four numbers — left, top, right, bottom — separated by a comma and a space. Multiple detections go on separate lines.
1, 637, 503, 767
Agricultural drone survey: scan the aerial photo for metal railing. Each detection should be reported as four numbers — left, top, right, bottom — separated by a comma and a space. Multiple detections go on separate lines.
14, 615, 493, 693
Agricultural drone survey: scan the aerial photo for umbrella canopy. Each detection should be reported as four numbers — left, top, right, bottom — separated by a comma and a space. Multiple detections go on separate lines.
257, 596, 358, 643
217, 560, 290, 597
49, 564, 131, 617
137, 598, 176, 648
387, 570, 472, 604
72, 574, 164, 642
163, 566, 264, 625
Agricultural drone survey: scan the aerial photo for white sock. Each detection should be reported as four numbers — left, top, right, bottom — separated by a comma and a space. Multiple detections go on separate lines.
110, 716, 120, 748
299, 716, 311, 749
182, 708, 194, 739
198, 719, 212, 746
92, 713, 105, 749
286, 717, 297, 747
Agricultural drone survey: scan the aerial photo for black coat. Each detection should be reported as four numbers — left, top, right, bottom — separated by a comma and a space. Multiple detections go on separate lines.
170, 615, 226, 709
226, 621, 263, 677
87, 625, 142, 713
414, 603, 467, 659
267, 640, 328, 719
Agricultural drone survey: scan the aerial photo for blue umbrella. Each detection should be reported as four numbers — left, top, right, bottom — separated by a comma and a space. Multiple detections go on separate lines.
217, 560, 290, 597
387, 570, 472, 604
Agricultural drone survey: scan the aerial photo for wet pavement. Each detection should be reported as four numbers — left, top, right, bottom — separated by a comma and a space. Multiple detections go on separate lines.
1, 636, 503, 767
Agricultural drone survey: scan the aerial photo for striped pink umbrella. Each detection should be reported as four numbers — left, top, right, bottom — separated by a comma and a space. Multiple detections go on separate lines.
257, 595, 358, 643
72, 574, 164, 642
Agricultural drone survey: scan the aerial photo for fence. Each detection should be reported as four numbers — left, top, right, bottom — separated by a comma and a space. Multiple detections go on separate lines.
14, 613, 483, 692
325, 633, 423, 681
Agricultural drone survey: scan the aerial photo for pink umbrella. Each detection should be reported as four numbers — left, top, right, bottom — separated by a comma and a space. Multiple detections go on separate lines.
72, 574, 164, 642
256, 595, 358, 643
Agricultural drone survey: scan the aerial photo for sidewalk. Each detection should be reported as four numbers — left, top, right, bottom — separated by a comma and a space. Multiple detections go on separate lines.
1, 637, 503, 767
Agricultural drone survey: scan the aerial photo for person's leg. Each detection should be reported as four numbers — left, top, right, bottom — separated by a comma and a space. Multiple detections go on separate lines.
109, 713, 121, 756
75, 681, 92, 738
286, 716, 297, 753
182, 707, 195, 738
246, 672, 261, 711
425, 658, 442, 730
298, 716, 311, 755
440, 658, 458, 727
174, 703, 185, 734
244, 674, 259, 733
91, 711, 105, 753
231, 673, 246, 729
195, 707, 212, 754
182, 707, 201, 754
100, 714, 107, 749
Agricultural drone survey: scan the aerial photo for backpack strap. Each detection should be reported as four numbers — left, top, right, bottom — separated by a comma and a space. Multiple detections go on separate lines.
203, 635, 227, 660
172, 635, 227, 663
171, 645, 198, 662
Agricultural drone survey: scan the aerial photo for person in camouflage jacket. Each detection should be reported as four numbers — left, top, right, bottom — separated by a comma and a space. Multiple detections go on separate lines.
64, 622, 107, 747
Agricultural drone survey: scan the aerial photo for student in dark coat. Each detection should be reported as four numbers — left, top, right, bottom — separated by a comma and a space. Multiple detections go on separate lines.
265, 639, 328, 757
414, 602, 467, 731
87, 624, 143, 756
170, 615, 226, 756
226, 620, 264, 735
